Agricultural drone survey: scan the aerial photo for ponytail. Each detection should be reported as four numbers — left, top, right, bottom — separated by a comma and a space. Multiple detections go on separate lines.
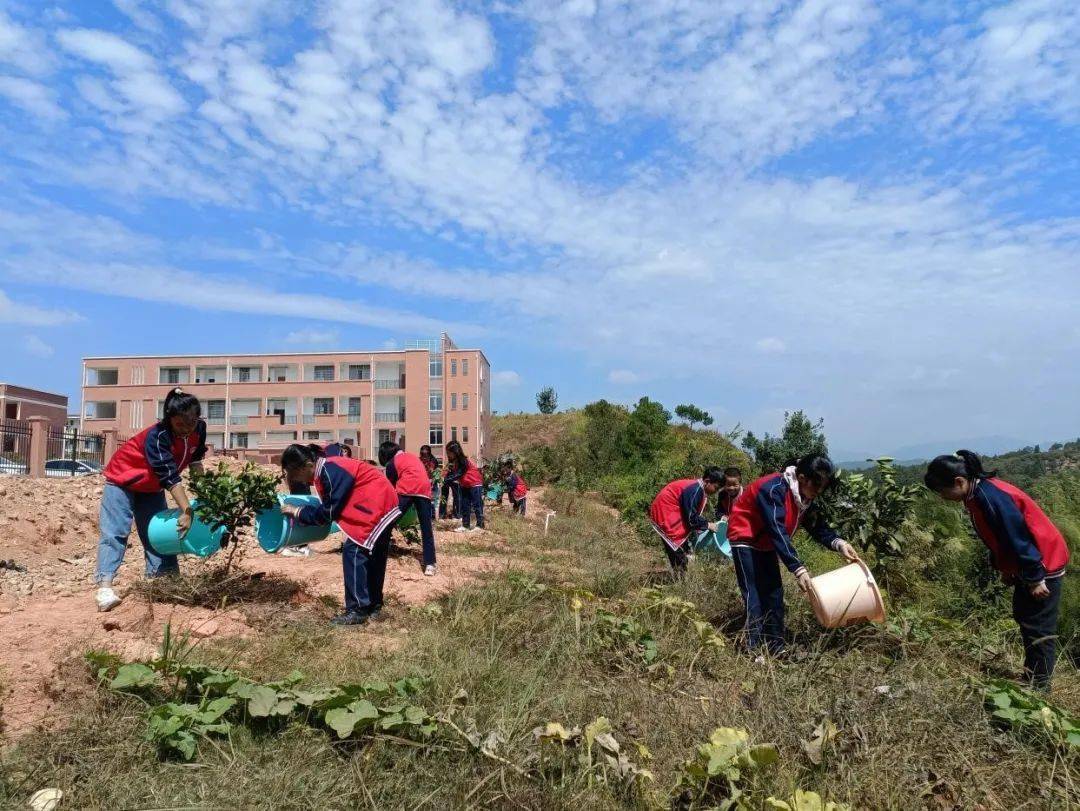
281, 443, 324, 473
160, 388, 201, 425
923, 449, 996, 492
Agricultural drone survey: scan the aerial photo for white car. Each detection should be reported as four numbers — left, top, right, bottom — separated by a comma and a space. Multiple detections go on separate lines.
45, 459, 101, 478
0, 455, 28, 475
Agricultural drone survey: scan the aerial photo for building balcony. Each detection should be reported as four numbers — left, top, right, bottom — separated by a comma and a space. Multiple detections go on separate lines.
375, 411, 406, 424
207, 416, 226, 425
348, 414, 363, 423
302, 414, 339, 426
229, 415, 249, 426
374, 378, 405, 390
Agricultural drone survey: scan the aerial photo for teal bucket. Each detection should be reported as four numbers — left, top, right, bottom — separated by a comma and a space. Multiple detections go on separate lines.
147, 501, 226, 558
693, 518, 732, 559
255, 495, 341, 554
486, 484, 503, 501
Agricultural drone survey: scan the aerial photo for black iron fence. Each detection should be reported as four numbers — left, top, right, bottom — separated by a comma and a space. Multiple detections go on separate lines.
0, 419, 31, 475
46, 427, 106, 477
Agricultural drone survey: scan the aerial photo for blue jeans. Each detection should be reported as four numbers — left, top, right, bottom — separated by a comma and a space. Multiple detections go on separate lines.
732, 546, 785, 653
95, 483, 176, 584
460, 485, 485, 529
342, 523, 394, 614
400, 495, 436, 566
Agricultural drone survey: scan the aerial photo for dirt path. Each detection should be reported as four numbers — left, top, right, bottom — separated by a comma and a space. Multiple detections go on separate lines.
0, 474, 535, 740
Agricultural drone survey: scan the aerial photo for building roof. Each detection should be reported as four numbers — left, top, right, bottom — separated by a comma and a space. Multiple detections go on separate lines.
0, 382, 70, 400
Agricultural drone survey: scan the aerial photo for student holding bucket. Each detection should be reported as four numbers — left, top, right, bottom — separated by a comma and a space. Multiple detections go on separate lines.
727, 454, 859, 655
444, 440, 485, 532
925, 450, 1069, 690
650, 468, 726, 573
94, 389, 207, 612
281, 442, 351, 558
379, 441, 438, 577
419, 445, 440, 503
500, 462, 529, 516
280, 444, 400, 626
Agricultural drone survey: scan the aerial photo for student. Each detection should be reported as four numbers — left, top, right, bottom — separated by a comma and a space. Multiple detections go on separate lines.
727, 455, 858, 655
500, 462, 529, 516
715, 466, 744, 520
379, 441, 438, 576
282, 441, 351, 558
444, 440, 484, 532
650, 467, 726, 573
924, 450, 1069, 690
280, 443, 401, 626
94, 389, 208, 612
419, 444, 440, 506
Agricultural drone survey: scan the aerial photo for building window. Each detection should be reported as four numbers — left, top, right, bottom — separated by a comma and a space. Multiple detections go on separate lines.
450, 393, 457, 410
313, 397, 334, 415
268, 365, 289, 382
87, 368, 118, 385
313, 365, 334, 382
451, 427, 458, 442
160, 367, 183, 385
463, 427, 469, 443
236, 367, 251, 383
232, 433, 249, 449
429, 357, 443, 378
462, 393, 469, 410
462, 359, 469, 376
348, 364, 371, 381
450, 359, 457, 377
85, 401, 117, 419
429, 425, 443, 445
207, 401, 226, 424
304, 431, 329, 441
429, 391, 443, 412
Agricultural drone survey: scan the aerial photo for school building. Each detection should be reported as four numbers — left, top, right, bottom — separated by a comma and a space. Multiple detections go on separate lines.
0, 383, 69, 428
79, 335, 490, 461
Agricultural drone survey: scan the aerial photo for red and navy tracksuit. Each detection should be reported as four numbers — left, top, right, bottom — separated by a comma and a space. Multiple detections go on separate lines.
965, 477, 1069, 687
445, 457, 485, 528
727, 473, 844, 652
650, 479, 710, 572
386, 450, 437, 567
288, 442, 347, 496
296, 457, 401, 615
96, 421, 208, 582
504, 473, 528, 515
715, 487, 742, 520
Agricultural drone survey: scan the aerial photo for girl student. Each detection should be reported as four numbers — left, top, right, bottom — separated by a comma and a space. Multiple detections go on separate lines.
714, 466, 744, 521
379, 440, 438, 577
726, 454, 859, 655
419, 444, 441, 507
94, 388, 208, 612
500, 461, 529, 516
444, 440, 485, 532
282, 441, 351, 558
280, 444, 401, 626
649, 467, 727, 573
924, 450, 1069, 690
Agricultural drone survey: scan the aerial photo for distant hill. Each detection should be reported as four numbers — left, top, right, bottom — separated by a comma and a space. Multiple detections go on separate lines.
489, 411, 582, 459
837, 435, 1030, 469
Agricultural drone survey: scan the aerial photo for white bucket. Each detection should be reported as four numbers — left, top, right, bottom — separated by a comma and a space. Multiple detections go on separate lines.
807, 560, 886, 628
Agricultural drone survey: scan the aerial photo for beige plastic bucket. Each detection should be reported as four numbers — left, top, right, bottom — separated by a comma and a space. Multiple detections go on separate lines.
807, 560, 885, 628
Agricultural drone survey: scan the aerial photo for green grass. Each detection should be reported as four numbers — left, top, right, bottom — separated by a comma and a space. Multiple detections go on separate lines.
2, 492, 1078, 809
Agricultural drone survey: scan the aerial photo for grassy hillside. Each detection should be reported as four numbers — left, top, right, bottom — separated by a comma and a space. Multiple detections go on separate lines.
489, 410, 582, 459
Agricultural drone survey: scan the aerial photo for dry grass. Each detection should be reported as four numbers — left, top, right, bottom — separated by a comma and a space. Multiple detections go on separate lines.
2, 489, 1078, 809
131, 567, 307, 609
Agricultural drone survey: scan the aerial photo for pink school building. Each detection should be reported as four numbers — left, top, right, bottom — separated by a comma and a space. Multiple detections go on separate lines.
80, 335, 490, 462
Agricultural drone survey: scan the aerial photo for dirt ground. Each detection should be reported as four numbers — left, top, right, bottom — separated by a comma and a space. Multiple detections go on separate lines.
0, 471, 546, 740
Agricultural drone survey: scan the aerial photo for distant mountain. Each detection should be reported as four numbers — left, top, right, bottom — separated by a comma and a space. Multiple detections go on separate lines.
836, 435, 1031, 470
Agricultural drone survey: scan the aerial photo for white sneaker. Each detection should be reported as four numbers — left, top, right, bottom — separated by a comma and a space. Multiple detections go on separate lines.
96, 587, 122, 613
424, 564, 437, 577
753, 655, 766, 666
469, 526, 483, 533
280, 546, 311, 557
453, 526, 468, 533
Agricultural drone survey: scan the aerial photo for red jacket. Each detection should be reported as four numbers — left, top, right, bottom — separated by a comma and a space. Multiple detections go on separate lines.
727, 473, 839, 574
104, 421, 207, 493
506, 473, 528, 501
446, 457, 483, 488
965, 478, 1068, 583
298, 457, 400, 550
650, 479, 707, 550
386, 451, 432, 499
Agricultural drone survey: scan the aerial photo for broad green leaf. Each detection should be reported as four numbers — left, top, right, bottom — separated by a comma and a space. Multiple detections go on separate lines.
748, 743, 780, 766
246, 686, 281, 718
171, 730, 197, 760
379, 712, 404, 730
110, 663, 158, 690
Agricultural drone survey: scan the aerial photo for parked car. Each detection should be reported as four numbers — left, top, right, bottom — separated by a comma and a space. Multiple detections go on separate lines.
0, 455, 28, 475
45, 459, 101, 478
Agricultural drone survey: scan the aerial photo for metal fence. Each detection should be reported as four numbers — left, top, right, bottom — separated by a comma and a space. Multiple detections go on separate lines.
0, 419, 31, 475
46, 427, 106, 477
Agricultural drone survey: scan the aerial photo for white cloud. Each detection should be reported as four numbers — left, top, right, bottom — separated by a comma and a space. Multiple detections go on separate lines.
21, 334, 54, 357
0, 11, 54, 74
492, 370, 521, 387
607, 369, 640, 384
0, 76, 65, 120
0, 288, 81, 326
755, 337, 787, 354
285, 328, 339, 347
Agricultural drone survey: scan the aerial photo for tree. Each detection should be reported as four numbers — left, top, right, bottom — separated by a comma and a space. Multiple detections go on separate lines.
188, 462, 280, 573
674, 404, 713, 429
536, 386, 558, 415
742, 410, 828, 473
619, 397, 672, 468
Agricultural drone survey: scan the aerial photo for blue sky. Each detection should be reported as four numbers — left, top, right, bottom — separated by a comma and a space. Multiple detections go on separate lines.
0, 0, 1077, 458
